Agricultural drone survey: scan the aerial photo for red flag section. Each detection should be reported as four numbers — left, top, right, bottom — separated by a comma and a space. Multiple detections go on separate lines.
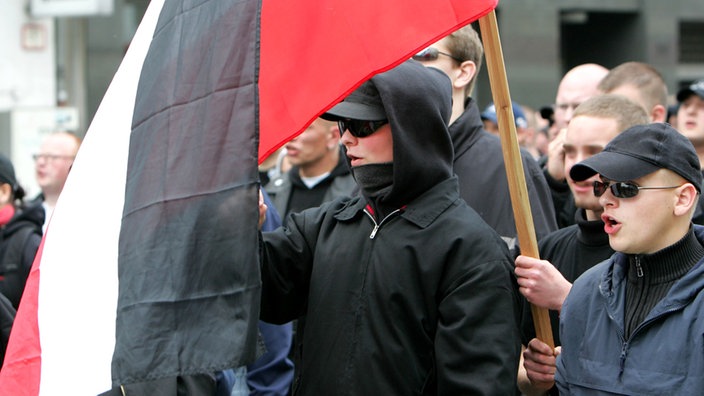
0, 0, 497, 394
0, 241, 44, 395
258, 0, 498, 160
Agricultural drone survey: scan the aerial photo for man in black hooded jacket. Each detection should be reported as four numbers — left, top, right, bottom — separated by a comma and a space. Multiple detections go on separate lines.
258, 60, 521, 395
413, 25, 557, 250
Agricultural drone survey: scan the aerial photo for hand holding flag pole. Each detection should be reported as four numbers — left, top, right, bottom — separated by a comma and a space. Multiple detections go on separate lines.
478, 10, 555, 349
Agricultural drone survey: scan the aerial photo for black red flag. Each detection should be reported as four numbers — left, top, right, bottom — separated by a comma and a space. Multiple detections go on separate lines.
0, 0, 497, 393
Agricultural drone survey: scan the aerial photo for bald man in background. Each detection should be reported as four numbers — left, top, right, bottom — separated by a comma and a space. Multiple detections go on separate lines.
544, 64, 609, 228
33, 131, 81, 231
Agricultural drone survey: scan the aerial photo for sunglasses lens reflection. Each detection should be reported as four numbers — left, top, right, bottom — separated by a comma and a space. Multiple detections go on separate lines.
412, 48, 438, 62
592, 181, 640, 198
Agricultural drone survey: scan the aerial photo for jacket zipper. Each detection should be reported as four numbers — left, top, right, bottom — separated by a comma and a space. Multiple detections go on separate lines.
618, 255, 644, 374
364, 208, 401, 239
615, 299, 685, 375
619, 342, 628, 374
606, 308, 628, 376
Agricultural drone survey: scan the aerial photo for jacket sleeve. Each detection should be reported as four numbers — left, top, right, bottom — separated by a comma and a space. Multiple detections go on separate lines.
247, 191, 295, 394
259, 206, 323, 324
435, 256, 522, 395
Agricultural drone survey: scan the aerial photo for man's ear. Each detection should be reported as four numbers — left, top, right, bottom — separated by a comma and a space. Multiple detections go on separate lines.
650, 104, 667, 123
674, 183, 699, 217
327, 124, 341, 149
453, 60, 476, 91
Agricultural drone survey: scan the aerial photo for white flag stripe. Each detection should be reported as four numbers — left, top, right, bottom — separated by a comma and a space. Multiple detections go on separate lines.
35, 1, 164, 394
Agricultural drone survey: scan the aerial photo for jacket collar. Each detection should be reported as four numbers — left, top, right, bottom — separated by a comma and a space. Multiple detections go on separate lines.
334, 177, 460, 229
600, 225, 704, 319
448, 97, 487, 159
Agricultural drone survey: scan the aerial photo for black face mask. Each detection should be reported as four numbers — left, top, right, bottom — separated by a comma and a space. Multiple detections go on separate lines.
352, 162, 394, 200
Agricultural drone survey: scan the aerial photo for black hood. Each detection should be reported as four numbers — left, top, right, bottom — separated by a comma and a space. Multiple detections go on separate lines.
341, 61, 454, 208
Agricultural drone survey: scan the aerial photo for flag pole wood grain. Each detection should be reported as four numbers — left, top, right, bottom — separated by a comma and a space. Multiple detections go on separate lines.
478, 10, 555, 348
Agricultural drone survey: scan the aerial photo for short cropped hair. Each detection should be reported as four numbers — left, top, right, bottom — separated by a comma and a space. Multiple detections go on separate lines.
445, 24, 484, 97
573, 94, 651, 132
598, 62, 668, 112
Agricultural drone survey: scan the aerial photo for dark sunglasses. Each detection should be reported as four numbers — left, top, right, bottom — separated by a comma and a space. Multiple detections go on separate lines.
338, 119, 388, 138
593, 180, 682, 198
412, 47, 463, 63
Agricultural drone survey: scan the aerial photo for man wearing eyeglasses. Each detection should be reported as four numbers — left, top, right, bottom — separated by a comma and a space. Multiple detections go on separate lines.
523, 123, 704, 394
515, 95, 649, 395
258, 60, 520, 395
33, 131, 81, 231
543, 63, 608, 229
413, 25, 557, 251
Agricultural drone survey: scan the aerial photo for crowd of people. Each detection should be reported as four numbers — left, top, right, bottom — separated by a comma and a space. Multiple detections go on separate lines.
2, 21, 704, 395
255, 24, 704, 395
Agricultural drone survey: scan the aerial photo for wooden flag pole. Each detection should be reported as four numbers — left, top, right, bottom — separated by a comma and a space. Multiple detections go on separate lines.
478, 10, 554, 348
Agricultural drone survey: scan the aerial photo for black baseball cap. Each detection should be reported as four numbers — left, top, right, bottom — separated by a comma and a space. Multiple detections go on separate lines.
570, 123, 702, 193
321, 79, 387, 121
677, 79, 704, 102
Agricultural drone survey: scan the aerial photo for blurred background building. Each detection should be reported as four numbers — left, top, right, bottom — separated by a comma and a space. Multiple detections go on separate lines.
1, 0, 703, 194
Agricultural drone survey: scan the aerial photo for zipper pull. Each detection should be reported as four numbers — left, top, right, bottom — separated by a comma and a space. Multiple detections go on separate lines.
369, 224, 379, 239
635, 256, 643, 277
619, 343, 628, 375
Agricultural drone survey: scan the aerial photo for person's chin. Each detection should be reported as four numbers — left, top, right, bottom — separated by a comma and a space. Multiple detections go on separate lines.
286, 157, 302, 166
680, 127, 704, 143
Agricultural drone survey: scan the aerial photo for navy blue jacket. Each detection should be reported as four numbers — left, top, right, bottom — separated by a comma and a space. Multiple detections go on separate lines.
557, 225, 704, 394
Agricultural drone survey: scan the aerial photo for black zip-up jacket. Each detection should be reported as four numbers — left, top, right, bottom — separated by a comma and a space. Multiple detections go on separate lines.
260, 61, 521, 395
449, 98, 557, 247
